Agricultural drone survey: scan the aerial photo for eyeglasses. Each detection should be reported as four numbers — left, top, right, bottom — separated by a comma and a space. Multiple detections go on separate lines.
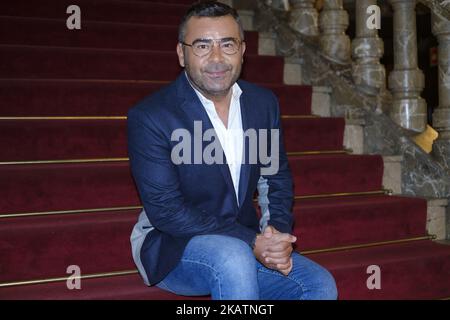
181, 37, 244, 57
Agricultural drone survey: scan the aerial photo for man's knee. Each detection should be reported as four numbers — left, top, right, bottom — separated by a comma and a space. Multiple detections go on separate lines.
197, 235, 258, 298
189, 235, 256, 270
289, 253, 338, 300
314, 268, 338, 300
214, 235, 255, 267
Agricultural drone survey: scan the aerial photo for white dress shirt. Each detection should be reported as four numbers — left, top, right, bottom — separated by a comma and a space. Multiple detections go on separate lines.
190, 79, 244, 204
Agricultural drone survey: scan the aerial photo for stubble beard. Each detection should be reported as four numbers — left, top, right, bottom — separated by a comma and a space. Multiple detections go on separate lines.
184, 56, 242, 98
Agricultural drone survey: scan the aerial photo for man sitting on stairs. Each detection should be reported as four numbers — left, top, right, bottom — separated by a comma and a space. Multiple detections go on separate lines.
128, 0, 337, 300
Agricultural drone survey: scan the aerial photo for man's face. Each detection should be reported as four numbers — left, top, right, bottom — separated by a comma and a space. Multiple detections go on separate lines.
176, 15, 246, 98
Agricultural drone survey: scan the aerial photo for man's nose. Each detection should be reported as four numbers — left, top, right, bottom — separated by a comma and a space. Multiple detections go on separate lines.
208, 42, 224, 61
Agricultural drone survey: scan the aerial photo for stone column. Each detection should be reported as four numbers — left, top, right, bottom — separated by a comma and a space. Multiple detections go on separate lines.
431, 12, 450, 169
319, 0, 351, 64
289, 0, 319, 36
351, 0, 386, 95
388, 0, 427, 133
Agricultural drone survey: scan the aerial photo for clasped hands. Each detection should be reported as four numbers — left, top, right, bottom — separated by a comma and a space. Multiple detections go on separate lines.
253, 226, 297, 276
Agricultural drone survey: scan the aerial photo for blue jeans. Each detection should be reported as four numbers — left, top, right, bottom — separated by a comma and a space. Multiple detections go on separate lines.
155, 235, 338, 300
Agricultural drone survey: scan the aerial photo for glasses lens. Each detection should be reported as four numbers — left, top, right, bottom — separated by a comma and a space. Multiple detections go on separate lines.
192, 40, 212, 56
220, 39, 239, 55
190, 39, 241, 56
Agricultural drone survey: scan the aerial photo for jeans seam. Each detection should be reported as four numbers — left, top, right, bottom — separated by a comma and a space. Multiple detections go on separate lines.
181, 257, 223, 299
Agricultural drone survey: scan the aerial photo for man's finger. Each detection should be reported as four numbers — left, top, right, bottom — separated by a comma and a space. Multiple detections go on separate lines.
263, 226, 273, 239
264, 242, 294, 253
276, 261, 291, 269
278, 258, 293, 275
281, 257, 293, 270
266, 263, 278, 270
279, 266, 292, 276
269, 233, 297, 244
262, 248, 292, 259
265, 256, 290, 265
265, 226, 281, 234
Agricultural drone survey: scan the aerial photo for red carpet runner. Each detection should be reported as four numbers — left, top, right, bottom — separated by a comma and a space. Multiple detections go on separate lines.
0, 0, 449, 299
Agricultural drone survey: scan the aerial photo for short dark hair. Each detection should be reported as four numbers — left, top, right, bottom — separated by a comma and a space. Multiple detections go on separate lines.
178, 1, 244, 43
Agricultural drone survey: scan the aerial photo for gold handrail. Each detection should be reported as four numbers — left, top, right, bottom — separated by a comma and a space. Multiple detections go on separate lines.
0, 115, 317, 120
0, 150, 351, 166
1, 190, 391, 219
0, 235, 436, 288
0, 206, 143, 219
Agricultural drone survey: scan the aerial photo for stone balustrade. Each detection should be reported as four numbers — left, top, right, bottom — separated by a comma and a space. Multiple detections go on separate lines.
351, 0, 386, 95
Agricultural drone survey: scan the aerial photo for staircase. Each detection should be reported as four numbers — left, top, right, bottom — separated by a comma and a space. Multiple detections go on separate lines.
1, 0, 449, 300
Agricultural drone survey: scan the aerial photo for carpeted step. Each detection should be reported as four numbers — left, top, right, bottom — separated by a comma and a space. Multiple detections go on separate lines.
0, 194, 427, 283
0, 45, 284, 83
0, 120, 129, 162
0, 273, 191, 300
0, 210, 140, 282
310, 240, 450, 299
293, 194, 428, 251
0, 0, 189, 25
0, 155, 383, 215
282, 117, 344, 153
0, 162, 141, 215
0, 16, 259, 54
0, 79, 312, 116
0, 117, 344, 161
289, 154, 383, 196
2, 241, 449, 300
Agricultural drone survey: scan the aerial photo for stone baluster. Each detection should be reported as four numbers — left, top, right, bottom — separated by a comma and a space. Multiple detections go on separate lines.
266, 0, 289, 10
388, 0, 427, 133
431, 12, 450, 169
319, 0, 351, 64
289, 0, 319, 36
351, 0, 386, 95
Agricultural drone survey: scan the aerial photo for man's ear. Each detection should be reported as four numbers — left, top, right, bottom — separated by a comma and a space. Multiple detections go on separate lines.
176, 43, 185, 68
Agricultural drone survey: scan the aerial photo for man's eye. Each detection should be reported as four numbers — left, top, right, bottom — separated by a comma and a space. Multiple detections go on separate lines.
195, 44, 210, 50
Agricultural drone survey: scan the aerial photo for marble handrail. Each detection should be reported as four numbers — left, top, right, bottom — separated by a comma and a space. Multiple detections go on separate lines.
253, 0, 450, 198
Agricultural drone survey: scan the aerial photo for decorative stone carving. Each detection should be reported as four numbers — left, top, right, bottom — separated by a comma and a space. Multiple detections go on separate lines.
289, 0, 319, 36
418, 0, 450, 22
351, 0, 386, 95
388, 0, 427, 134
254, 1, 450, 199
431, 11, 450, 171
266, 0, 289, 11
319, 0, 351, 64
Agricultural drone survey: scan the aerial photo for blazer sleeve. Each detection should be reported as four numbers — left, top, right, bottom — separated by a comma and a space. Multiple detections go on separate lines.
260, 93, 294, 234
127, 107, 257, 246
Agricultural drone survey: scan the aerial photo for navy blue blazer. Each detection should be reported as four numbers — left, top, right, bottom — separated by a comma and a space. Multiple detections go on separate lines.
127, 72, 294, 285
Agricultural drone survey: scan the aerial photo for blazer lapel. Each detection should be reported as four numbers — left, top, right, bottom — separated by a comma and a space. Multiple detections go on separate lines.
237, 90, 253, 208
176, 73, 238, 207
